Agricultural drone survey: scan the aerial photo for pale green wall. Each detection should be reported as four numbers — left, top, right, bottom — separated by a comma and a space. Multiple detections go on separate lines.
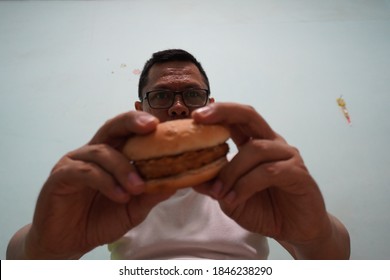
1, 0, 389, 259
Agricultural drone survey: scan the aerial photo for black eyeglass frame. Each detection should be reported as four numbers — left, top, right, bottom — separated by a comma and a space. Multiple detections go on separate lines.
142, 88, 210, 109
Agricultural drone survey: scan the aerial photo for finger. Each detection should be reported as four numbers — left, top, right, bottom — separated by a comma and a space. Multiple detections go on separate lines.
221, 158, 308, 207
67, 144, 145, 195
192, 103, 277, 143
213, 139, 296, 199
51, 158, 131, 203
89, 111, 159, 147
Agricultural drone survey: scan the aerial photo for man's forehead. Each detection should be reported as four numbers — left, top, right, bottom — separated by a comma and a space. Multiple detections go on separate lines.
149, 61, 200, 77
145, 61, 205, 90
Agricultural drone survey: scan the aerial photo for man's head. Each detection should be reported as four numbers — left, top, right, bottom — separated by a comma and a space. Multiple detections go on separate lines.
135, 49, 214, 122
138, 49, 210, 99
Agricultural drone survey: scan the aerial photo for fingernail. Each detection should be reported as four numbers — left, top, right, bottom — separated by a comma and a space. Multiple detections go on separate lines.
210, 180, 223, 198
128, 172, 144, 194
194, 106, 213, 117
138, 114, 157, 125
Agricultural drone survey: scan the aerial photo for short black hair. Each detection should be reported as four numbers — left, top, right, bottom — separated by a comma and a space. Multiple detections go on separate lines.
138, 49, 210, 100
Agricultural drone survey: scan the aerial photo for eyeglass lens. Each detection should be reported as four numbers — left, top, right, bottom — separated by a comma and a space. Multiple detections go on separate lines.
148, 89, 207, 108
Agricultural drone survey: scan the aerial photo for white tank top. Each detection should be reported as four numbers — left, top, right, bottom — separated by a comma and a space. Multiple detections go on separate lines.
108, 188, 269, 259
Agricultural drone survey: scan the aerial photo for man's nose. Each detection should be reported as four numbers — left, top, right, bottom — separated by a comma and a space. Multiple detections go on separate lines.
168, 95, 190, 117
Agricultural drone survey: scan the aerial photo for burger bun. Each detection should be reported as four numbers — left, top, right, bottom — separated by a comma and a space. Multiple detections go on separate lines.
122, 119, 230, 194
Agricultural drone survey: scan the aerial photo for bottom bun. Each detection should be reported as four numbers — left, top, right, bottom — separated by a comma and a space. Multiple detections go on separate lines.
144, 157, 228, 194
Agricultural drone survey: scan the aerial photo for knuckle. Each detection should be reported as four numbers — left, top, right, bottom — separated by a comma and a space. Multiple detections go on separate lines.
289, 146, 305, 163
265, 163, 280, 176
89, 143, 108, 154
252, 139, 270, 151
54, 161, 96, 178
290, 145, 300, 155
77, 161, 97, 175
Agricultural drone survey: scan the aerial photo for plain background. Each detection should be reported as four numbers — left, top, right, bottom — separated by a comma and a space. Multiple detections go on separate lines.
1, 0, 389, 260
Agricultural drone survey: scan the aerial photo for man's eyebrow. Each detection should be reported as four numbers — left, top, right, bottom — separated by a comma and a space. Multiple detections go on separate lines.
149, 83, 204, 91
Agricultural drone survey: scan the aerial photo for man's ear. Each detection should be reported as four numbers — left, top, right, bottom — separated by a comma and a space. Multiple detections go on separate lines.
209, 97, 215, 104
135, 101, 143, 111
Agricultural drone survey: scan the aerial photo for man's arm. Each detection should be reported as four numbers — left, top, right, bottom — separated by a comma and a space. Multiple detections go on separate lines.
7, 224, 33, 259
278, 214, 350, 259
7, 111, 172, 260
192, 103, 351, 260
7, 223, 89, 259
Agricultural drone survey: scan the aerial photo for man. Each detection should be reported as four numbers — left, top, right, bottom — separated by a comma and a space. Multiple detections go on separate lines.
7, 49, 350, 259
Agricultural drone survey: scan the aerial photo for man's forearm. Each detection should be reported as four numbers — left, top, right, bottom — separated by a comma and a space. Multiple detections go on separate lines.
7, 224, 83, 260
7, 224, 32, 260
279, 214, 350, 260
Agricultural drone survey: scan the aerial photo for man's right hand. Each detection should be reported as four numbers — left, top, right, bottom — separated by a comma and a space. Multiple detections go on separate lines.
8, 111, 173, 259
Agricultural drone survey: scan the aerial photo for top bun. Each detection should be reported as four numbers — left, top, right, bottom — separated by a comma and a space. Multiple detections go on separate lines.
122, 119, 230, 161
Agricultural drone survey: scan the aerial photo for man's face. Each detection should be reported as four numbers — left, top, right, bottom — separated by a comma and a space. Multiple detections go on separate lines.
135, 61, 214, 122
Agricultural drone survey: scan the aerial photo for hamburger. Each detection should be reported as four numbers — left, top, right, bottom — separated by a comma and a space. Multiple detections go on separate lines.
122, 119, 230, 194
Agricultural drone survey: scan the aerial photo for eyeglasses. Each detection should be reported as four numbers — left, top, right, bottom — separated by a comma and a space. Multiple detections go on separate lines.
142, 88, 209, 109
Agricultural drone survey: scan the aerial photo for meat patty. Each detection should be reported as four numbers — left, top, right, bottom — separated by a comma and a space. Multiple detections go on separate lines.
134, 143, 229, 180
